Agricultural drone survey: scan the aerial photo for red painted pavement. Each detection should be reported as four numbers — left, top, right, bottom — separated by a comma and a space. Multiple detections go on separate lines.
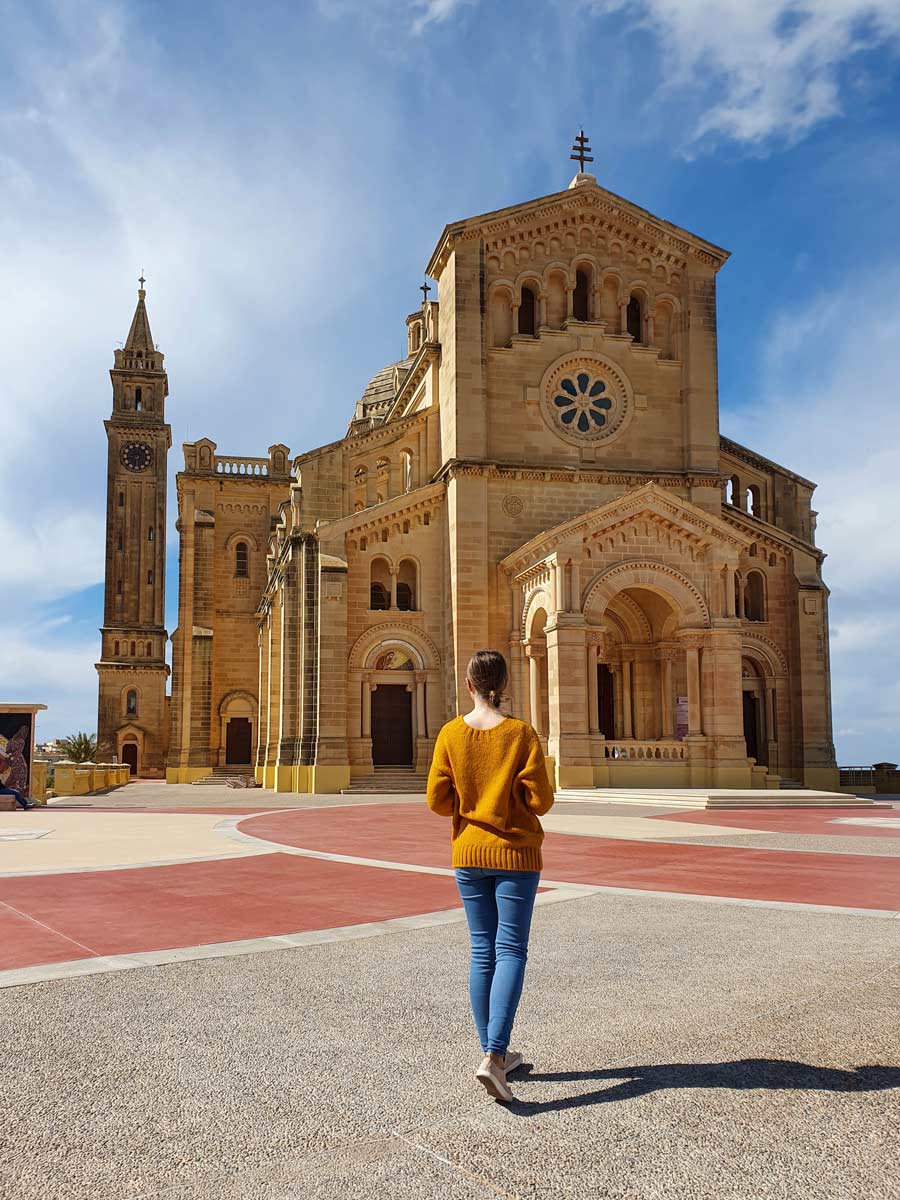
239, 806, 900, 912
648, 807, 900, 838
0, 852, 460, 972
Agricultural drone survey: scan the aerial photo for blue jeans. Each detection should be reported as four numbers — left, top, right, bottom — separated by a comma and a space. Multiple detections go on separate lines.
455, 867, 541, 1056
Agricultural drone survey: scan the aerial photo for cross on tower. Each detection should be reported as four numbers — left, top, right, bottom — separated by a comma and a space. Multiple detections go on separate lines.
570, 129, 593, 173
420, 280, 431, 304
138, 271, 146, 290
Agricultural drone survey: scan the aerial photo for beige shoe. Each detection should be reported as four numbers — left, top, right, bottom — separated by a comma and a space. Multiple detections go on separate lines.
504, 1050, 523, 1074
475, 1054, 514, 1103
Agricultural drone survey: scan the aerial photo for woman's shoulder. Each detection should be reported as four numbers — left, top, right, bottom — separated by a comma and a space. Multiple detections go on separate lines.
501, 716, 540, 741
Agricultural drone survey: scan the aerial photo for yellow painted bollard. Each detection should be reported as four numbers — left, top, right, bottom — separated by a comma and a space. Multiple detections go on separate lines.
72, 768, 92, 796
53, 762, 78, 796
31, 760, 49, 803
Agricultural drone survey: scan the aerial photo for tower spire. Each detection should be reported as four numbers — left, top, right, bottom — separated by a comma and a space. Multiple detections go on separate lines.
124, 274, 155, 353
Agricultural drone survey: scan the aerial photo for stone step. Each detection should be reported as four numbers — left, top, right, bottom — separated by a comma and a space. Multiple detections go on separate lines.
342, 771, 428, 795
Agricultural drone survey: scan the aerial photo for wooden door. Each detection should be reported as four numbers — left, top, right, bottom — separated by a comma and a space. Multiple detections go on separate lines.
122, 743, 138, 776
371, 685, 413, 766
226, 718, 253, 765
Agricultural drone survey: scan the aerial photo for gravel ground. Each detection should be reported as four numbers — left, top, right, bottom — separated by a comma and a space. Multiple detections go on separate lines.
4, 890, 900, 1199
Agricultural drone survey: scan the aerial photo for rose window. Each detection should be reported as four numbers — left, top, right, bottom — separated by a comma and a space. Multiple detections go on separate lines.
552, 372, 613, 434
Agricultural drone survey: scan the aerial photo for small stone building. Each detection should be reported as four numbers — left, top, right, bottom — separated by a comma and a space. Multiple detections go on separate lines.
98, 169, 838, 791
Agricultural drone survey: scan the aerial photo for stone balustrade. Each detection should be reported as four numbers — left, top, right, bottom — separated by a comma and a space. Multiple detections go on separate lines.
214, 456, 269, 477
601, 740, 687, 762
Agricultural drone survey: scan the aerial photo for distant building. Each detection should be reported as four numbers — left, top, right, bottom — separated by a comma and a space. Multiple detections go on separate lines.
97, 165, 837, 791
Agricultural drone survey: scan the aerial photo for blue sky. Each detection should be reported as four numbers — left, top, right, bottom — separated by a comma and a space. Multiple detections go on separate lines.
2, 0, 899, 763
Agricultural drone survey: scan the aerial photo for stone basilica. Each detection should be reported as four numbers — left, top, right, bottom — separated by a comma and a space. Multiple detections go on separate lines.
96, 164, 838, 793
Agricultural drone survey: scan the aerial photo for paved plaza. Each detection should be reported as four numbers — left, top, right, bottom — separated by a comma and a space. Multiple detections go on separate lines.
2, 784, 900, 1198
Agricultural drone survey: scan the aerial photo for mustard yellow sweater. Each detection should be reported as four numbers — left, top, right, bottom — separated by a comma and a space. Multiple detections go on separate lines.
426, 716, 555, 871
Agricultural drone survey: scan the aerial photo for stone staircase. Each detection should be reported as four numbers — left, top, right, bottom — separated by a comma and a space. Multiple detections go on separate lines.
192, 766, 258, 787
341, 767, 428, 795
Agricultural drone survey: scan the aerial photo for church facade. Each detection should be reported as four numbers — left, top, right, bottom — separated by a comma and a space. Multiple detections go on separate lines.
98, 170, 838, 792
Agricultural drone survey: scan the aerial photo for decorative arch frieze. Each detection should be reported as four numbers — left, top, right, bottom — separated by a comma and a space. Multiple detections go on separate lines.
741, 632, 789, 677
521, 587, 553, 640
582, 560, 711, 629
218, 689, 258, 717
348, 622, 441, 670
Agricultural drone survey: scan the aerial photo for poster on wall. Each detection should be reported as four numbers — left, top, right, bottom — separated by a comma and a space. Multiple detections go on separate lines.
0, 712, 32, 795
675, 695, 688, 741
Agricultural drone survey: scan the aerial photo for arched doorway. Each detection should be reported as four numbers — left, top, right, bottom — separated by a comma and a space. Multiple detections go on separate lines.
368, 645, 415, 766
122, 742, 138, 776
218, 692, 257, 768
525, 605, 550, 739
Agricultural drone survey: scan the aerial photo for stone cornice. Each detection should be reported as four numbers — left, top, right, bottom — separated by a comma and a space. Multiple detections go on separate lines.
345, 408, 428, 455
436, 457, 723, 490
427, 181, 729, 279
324, 480, 446, 541
721, 510, 824, 562
720, 436, 816, 490
384, 344, 440, 423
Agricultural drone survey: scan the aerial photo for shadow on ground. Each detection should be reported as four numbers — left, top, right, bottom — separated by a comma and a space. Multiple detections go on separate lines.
507, 1058, 900, 1115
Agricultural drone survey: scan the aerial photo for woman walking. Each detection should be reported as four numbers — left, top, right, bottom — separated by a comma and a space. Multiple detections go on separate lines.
426, 649, 554, 1102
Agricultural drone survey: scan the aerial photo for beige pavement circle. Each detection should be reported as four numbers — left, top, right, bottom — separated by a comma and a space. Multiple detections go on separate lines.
0, 811, 270, 874
0, 806, 758, 877
540, 812, 757, 840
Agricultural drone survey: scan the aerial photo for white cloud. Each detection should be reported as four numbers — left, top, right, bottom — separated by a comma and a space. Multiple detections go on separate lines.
0, 619, 98, 738
725, 262, 900, 764
583, 0, 900, 148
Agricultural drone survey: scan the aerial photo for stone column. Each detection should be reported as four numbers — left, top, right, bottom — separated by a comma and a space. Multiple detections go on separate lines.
538, 293, 548, 328
622, 658, 634, 739
546, 619, 592, 787
587, 646, 599, 733
527, 645, 543, 734
660, 653, 674, 738
566, 286, 574, 320
362, 680, 373, 738
415, 672, 427, 740
686, 646, 702, 735
618, 299, 628, 336
389, 567, 398, 610
723, 563, 735, 618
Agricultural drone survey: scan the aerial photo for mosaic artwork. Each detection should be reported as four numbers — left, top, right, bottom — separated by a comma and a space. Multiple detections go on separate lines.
0, 713, 31, 793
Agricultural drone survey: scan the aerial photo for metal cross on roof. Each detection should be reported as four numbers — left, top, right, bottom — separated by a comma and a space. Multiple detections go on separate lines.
420, 280, 431, 304
570, 130, 593, 173
138, 271, 146, 290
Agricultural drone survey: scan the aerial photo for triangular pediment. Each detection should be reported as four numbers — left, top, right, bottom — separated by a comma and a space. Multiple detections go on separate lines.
428, 178, 729, 279
500, 483, 751, 577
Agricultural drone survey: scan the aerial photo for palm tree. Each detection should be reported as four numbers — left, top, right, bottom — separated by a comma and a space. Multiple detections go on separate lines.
57, 732, 98, 763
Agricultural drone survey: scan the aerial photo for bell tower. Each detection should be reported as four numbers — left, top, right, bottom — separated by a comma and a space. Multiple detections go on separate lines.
95, 279, 171, 776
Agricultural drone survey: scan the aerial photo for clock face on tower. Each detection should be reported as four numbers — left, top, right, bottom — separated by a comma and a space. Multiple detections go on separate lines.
121, 441, 153, 472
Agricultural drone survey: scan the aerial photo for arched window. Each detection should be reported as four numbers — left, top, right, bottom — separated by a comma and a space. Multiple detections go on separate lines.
114, 640, 120, 655
491, 288, 513, 348
627, 295, 643, 342
126, 689, 138, 716
235, 541, 249, 578
725, 475, 739, 506
354, 465, 367, 484
746, 485, 761, 517
744, 571, 766, 622
135, 387, 142, 411
401, 450, 413, 492
397, 559, 417, 611
519, 285, 536, 336
370, 557, 391, 610
130, 640, 136, 656
118, 491, 124, 508
117, 532, 123, 551
146, 641, 152, 657
148, 526, 154, 542
573, 268, 591, 321
147, 569, 153, 585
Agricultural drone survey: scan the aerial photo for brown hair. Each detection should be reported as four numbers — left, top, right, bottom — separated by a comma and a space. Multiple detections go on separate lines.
466, 649, 509, 710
